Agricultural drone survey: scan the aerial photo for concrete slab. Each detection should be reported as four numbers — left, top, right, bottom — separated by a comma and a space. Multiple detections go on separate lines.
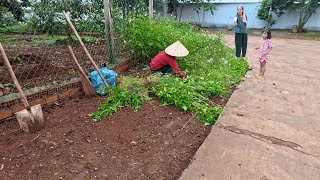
179, 126, 320, 180
179, 35, 320, 179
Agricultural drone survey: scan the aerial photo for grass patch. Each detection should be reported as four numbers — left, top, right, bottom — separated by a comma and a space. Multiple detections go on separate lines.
0, 23, 31, 32
0, 33, 24, 42
32, 35, 96, 45
298, 32, 320, 40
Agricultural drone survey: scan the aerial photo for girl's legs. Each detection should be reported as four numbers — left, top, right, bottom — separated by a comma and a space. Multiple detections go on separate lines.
258, 61, 262, 76
259, 61, 266, 77
235, 33, 242, 58
256, 61, 262, 79
242, 33, 248, 57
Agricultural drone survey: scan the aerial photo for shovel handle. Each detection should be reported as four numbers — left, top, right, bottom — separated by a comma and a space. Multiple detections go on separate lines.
62, 11, 109, 89
0, 42, 30, 108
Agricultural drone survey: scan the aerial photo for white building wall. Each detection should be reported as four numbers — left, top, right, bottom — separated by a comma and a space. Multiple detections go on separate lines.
178, 3, 320, 31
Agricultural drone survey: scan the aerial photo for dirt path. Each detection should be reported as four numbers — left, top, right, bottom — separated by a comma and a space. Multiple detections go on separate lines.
179, 35, 320, 179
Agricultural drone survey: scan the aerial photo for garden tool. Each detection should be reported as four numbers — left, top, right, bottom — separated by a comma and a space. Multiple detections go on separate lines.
67, 46, 97, 96
0, 42, 44, 133
62, 11, 110, 90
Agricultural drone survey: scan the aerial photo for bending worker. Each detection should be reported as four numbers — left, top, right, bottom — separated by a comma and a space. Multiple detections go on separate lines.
150, 41, 188, 78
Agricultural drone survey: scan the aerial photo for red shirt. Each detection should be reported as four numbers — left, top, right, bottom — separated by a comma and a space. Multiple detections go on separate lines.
150, 51, 187, 78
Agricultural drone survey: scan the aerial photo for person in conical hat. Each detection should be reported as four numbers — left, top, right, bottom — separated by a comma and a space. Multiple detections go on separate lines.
149, 41, 189, 78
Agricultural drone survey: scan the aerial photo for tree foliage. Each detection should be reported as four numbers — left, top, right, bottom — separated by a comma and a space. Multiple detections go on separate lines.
257, 0, 274, 28
168, 0, 215, 21
258, 0, 320, 31
0, 0, 30, 21
29, 0, 105, 34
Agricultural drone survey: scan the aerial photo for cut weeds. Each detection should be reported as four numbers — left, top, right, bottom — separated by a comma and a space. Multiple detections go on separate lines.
90, 17, 248, 125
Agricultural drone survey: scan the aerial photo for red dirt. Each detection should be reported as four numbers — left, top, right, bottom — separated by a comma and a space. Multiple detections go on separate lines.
0, 42, 233, 179
0, 96, 213, 180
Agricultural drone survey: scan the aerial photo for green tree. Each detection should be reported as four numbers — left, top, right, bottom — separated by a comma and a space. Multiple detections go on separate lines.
257, 0, 275, 28
168, 0, 216, 21
294, 0, 320, 32
0, 0, 30, 22
258, 0, 320, 32
29, 0, 105, 34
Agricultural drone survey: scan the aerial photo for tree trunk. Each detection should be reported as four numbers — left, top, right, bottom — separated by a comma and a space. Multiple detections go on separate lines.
201, 4, 205, 27
149, 0, 153, 19
299, 12, 314, 32
163, 2, 168, 17
178, 4, 185, 22
298, 5, 318, 33
173, 3, 178, 18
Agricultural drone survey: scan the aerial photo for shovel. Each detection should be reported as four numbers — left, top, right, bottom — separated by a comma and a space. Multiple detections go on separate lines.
0, 43, 44, 133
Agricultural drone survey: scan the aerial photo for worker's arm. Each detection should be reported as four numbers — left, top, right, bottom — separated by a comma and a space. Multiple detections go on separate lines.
168, 59, 187, 78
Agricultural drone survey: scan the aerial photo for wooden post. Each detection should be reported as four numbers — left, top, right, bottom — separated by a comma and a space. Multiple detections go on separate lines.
149, 0, 154, 19
103, 0, 116, 64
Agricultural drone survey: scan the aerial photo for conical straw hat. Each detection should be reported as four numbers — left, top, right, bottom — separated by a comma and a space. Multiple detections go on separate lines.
165, 41, 189, 57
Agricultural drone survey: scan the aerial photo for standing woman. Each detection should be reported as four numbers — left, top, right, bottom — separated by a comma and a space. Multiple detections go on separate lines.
234, 5, 248, 58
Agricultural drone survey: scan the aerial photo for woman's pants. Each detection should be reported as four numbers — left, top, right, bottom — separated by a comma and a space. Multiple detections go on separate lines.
151, 65, 172, 74
235, 33, 248, 58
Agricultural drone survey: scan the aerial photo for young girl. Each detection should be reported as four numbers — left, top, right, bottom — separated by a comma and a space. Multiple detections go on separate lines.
255, 29, 273, 79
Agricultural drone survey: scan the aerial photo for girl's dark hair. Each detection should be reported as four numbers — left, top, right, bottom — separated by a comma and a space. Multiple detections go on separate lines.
237, 6, 244, 15
262, 29, 272, 39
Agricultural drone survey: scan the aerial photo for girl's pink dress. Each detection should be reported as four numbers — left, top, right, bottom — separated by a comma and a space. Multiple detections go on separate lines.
258, 39, 273, 62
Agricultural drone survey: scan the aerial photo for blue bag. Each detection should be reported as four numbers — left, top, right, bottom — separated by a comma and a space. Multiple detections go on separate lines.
89, 67, 118, 95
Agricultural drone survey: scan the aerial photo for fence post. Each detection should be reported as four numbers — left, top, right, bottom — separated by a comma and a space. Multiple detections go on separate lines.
103, 0, 116, 64
149, 0, 154, 19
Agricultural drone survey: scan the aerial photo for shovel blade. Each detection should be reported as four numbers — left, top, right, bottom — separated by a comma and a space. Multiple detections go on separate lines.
15, 104, 44, 133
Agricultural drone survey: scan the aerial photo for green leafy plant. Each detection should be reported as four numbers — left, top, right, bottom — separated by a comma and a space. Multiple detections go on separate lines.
91, 17, 248, 125
89, 76, 151, 121
10, 53, 21, 63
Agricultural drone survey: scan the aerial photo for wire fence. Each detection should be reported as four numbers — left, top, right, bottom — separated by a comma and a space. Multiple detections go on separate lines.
0, 0, 122, 96
0, 0, 170, 116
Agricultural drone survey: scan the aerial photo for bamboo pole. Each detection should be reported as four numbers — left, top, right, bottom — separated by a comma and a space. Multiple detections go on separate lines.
62, 11, 109, 89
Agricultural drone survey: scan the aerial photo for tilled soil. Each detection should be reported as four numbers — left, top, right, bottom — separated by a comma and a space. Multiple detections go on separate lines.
0, 96, 217, 180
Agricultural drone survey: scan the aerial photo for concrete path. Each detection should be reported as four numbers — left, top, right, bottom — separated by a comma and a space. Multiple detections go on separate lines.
179, 35, 320, 180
